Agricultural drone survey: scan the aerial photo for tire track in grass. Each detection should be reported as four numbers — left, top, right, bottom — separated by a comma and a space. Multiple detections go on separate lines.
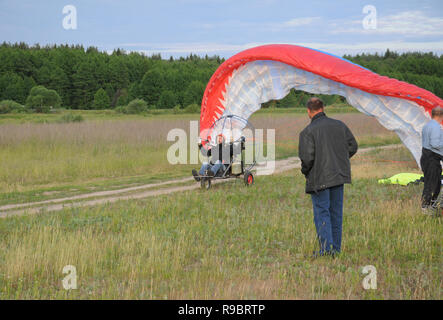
0, 177, 194, 211
0, 144, 403, 217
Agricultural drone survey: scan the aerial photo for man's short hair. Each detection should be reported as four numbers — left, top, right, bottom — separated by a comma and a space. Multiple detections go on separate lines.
431, 106, 443, 118
306, 97, 324, 111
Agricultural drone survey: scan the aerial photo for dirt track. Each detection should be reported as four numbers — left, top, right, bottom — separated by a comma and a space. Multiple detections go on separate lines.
0, 144, 403, 218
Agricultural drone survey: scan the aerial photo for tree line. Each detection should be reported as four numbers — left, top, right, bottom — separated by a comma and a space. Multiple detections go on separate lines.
344, 49, 443, 99
0, 42, 222, 112
0, 42, 441, 113
268, 49, 443, 108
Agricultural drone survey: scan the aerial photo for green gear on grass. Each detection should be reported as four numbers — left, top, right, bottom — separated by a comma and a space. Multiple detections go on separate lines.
378, 173, 424, 186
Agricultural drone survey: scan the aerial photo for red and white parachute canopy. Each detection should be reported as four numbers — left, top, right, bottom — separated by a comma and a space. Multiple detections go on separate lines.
199, 44, 443, 164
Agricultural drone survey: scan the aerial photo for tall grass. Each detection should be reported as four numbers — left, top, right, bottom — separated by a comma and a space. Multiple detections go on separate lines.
0, 147, 440, 299
252, 112, 400, 159
0, 118, 197, 193
0, 113, 399, 193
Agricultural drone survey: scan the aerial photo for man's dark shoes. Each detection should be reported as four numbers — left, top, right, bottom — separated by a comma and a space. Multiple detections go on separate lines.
192, 169, 200, 182
311, 250, 338, 259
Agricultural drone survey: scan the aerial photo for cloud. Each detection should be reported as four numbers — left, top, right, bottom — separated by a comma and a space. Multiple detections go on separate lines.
280, 17, 321, 28
331, 10, 443, 36
118, 42, 263, 54
299, 40, 443, 54
114, 40, 443, 58
259, 16, 322, 32
187, 16, 320, 32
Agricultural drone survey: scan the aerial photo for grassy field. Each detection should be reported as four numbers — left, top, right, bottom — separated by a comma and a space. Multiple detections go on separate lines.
0, 147, 441, 299
1, 109, 439, 300
0, 109, 399, 205
0, 106, 358, 125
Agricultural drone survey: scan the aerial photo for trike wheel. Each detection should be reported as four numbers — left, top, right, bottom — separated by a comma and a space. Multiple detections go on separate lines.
201, 178, 211, 190
244, 171, 254, 186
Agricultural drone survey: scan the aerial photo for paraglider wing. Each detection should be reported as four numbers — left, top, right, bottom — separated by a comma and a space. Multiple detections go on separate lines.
199, 44, 443, 164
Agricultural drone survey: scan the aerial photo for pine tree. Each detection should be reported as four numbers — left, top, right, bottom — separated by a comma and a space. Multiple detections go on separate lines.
72, 61, 96, 109
139, 68, 165, 106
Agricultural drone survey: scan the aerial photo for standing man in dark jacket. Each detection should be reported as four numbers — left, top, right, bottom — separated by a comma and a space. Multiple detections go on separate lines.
299, 98, 358, 257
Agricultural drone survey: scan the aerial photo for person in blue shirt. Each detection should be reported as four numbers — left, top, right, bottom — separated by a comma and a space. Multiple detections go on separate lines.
420, 106, 443, 210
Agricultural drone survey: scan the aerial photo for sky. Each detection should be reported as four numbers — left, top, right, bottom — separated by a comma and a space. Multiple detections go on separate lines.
1, 0, 442, 58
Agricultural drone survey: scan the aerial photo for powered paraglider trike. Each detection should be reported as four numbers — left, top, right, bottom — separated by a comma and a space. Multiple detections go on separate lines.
194, 115, 258, 190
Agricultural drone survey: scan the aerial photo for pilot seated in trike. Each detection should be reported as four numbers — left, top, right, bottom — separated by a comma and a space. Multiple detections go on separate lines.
192, 134, 243, 181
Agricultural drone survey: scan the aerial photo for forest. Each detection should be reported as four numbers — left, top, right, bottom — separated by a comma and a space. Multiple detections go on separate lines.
0, 42, 442, 113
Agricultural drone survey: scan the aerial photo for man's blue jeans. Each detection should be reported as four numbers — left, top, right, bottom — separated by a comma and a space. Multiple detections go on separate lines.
199, 160, 224, 176
310, 184, 344, 255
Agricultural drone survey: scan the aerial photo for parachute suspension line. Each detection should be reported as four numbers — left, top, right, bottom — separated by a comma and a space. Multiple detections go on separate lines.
215, 60, 430, 165
200, 45, 443, 167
